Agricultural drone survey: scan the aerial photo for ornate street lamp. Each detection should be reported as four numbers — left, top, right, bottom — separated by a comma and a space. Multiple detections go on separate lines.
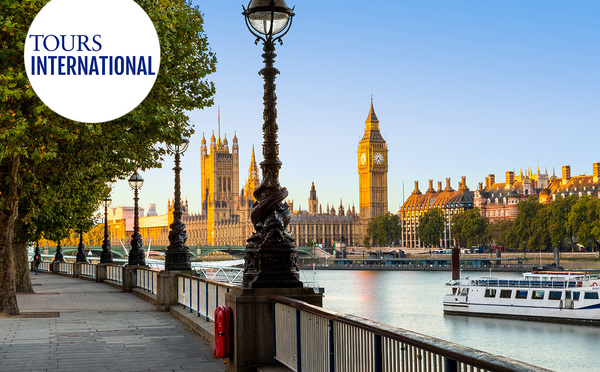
100, 197, 114, 263
242, 0, 301, 288
128, 171, 145, 265
165, 138, 191, 270
76, 228, 88, 262
54, 240, 64, 262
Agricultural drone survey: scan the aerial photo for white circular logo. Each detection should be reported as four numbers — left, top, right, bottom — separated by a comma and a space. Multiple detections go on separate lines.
24, 0, 161, 123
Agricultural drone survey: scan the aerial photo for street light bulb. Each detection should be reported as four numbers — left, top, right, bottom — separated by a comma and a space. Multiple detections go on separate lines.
128, 172, 144, 190
103, 197, 112, 207
245, 0, 293, 36
249, 11, 289, 35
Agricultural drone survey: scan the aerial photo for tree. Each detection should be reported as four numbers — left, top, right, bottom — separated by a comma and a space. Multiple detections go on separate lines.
451, 208, 487, 248
568, 196, 600, 251
485, 219, 513, 248
508, 197, 544, 251
547, 195, 578, 251
528, 205, 551, 251
366, 212, 401, 247
416, 208, 445, 248
1, 0, 216, 315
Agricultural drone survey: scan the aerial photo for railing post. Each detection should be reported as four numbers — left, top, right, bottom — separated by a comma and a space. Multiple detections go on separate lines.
272, 302, 277, 365
329, 319, 335, 372
445, 357, 458, 372
296, 309, 302, 372
205, 282, 209, 322
374, 334, 382, 372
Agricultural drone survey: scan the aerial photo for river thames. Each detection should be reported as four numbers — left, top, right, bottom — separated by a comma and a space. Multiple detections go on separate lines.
301, 269, 598, 372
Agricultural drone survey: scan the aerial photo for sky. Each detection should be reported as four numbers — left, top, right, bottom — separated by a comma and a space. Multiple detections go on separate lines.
109, 0, 599, 217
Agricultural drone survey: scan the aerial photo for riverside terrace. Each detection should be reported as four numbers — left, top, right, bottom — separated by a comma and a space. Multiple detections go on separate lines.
17, 261, 553, 372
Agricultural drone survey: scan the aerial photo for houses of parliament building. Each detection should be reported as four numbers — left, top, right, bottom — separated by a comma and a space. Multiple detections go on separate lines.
107, 100, 389, 248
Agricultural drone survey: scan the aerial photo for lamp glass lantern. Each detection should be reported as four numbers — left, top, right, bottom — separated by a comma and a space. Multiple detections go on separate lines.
243, 0, 294, 39
167, 138, 190, 155
128, 172, 144, 190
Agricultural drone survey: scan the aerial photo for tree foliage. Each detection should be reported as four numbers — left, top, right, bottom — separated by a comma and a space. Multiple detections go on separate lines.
1, 0, 216, 315
507, 197, 544, 250
416, 208, 445, 248
546, 195, 577, 251
451, 208, 487, 248
485, 219, 513, 247
366, 212, 401, 247
568, 196, 600, 250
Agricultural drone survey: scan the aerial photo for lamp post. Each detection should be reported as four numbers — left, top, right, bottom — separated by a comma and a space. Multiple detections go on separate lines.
54, 240, 63, 262
100, 197, 114, 263
165, 139, 191, 270
128, 171, 145, 265
76, 228, 88, 262
242, 0, 301, 288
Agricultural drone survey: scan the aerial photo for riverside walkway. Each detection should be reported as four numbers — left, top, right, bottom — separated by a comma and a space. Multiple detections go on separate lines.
0, 273, 225, 372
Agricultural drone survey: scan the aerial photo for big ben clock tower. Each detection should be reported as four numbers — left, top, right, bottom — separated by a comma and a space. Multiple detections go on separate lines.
358, 98, 388, 222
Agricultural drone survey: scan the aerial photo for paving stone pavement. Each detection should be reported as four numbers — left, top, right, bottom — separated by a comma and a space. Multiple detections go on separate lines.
0, 273, 226, 372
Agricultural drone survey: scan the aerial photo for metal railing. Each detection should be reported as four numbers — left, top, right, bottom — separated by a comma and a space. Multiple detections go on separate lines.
38, 262, 52, 272
79, 263, 96, 278
136, 267, 158, 294
176, 274, 236, 321
106, 264, 123, 284
270, 296, 552, 372
57, 261, 74, 275
197, 266, 243, 284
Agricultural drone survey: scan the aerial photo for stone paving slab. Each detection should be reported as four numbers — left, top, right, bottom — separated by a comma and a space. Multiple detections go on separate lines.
0, 273, 226, 372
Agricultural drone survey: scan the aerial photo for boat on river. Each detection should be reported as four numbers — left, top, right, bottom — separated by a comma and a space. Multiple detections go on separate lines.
443, 270, 600, 324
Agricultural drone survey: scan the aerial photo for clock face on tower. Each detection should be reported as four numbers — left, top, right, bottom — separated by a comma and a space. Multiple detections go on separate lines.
360, 152, 367, 165
374, 152, 384, 165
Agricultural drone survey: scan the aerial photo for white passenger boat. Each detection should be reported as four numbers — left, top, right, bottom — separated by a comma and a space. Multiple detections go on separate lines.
443, 270, 600, 324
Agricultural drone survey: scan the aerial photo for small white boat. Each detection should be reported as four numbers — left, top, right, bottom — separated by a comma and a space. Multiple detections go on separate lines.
443, 270, 600, 324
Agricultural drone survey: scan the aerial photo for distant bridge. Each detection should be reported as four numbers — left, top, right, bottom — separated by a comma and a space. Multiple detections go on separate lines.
42, 245, 317, 259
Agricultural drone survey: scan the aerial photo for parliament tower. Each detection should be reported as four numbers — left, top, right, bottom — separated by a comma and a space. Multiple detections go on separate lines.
200, 130, 239, 245
358, 98, 388, 221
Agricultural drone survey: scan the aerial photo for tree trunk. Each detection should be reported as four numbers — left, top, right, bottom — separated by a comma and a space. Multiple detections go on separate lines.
0, 156, 21, 315
13, 217, 33, 293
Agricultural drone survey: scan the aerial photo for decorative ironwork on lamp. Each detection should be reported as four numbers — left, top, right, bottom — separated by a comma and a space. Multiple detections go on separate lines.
165, 138, 192, 270
241, 0, 302, 288
128, 171, 145, 266
100, 196, 114, 263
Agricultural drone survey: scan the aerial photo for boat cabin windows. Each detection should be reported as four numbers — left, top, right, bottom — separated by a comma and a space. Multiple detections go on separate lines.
584, 292, 599, 300
532, 290, 544, 300
485, 289, 497, 298
549, 291, 562, 300
569, 291, 581, 301
458, 288, 469, 296
516, 290, 528, 299
500, 290, 512, 298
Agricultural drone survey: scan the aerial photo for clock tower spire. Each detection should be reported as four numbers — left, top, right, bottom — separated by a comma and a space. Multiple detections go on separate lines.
358, 98, 388, 222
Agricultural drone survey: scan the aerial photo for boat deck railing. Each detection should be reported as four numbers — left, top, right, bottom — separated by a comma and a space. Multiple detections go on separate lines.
470, 279, 581, 289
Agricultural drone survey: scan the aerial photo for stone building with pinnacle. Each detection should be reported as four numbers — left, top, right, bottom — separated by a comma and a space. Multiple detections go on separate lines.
107, 100, 389, 248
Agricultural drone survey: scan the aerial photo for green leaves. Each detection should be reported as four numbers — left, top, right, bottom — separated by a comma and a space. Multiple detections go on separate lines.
451, 208, 487, 248
417, 208, 446, 248
366, 212, 401, 247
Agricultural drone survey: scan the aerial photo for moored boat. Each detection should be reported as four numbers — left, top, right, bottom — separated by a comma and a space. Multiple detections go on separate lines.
443, 270, 600, 324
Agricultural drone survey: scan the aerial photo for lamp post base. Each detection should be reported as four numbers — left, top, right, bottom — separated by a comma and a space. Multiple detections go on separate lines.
243, 244, 302, 289
165, 250, 191, 271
